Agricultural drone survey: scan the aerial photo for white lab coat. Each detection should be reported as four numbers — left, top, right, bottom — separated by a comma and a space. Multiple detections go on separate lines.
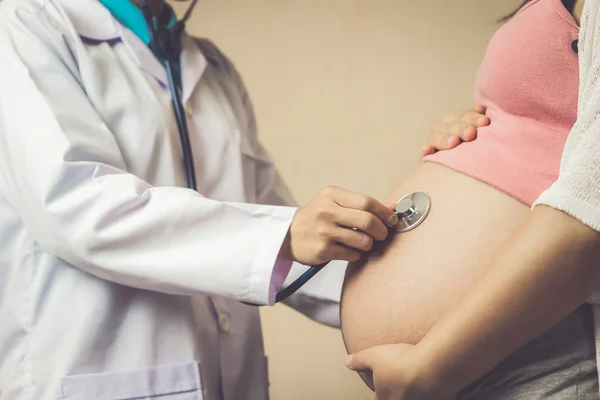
0, 0, 346, 399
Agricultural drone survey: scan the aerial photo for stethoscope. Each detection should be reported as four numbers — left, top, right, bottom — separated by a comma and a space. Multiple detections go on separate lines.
140, 1, 432, 306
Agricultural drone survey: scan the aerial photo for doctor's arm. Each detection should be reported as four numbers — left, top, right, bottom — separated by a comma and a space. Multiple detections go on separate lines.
0, 13, 396, 306
213, 39, 350, 326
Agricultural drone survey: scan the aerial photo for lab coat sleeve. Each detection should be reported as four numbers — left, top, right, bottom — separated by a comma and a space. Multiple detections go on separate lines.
254, 135, 344, 327
250, 136, 344, 327
280, 261, 346, 328
0, 10, 295, 305
197, 38, 346, 327
250, 128, 345, 327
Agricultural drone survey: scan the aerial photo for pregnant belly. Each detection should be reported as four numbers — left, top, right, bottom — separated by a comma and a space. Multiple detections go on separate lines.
341, 162, 530, 355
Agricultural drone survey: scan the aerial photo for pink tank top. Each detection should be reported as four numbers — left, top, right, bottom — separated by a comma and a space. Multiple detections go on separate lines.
423, 0, 580, 206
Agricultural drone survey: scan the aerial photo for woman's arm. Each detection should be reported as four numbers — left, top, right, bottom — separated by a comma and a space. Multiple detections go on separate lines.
415, 0, 600, 389
415, 206, 600, 393
0, 4, 397, 306
346, 207, 600, 399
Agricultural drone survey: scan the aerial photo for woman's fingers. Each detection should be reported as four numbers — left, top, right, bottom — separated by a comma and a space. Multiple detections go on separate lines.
424, 105, 490, 155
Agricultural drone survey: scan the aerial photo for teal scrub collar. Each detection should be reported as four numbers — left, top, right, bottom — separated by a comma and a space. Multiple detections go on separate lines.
98, 0, 177, 45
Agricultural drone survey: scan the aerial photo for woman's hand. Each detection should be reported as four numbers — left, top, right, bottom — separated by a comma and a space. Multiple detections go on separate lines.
346, 344, 456, 400
422, 104, 490, 157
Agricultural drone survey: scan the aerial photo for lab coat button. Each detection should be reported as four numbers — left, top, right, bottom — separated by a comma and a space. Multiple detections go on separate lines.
218, 313, 231, 333
185, 103, 193, 116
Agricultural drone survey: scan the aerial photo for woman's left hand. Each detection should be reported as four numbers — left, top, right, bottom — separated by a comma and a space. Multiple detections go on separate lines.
346, 344, 456, 400
422, 104, 489, 157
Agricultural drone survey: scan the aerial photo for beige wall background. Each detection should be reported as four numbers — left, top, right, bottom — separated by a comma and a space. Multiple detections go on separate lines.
175, 1, 522, 398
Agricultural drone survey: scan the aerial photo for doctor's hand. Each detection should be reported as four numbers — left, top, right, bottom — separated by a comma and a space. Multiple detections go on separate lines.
280, 186, 398, 265
422, 104, 489, 157
346, 344, 456, 400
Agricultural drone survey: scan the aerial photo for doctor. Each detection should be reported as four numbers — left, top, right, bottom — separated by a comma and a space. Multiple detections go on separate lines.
0, 0, 399, 399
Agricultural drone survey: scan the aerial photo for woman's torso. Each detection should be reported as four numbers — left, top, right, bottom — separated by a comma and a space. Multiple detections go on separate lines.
341, 0, 582, 353
424, 0, 580, 205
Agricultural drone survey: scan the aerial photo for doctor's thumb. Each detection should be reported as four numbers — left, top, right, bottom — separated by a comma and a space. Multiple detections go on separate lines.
385, 202, 397, 211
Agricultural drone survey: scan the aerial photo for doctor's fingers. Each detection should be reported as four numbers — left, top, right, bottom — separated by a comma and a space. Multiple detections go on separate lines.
327, 243, 363, 263
324, 187, 398, 228
333, 228, 376, 252
334, 208, 391, 242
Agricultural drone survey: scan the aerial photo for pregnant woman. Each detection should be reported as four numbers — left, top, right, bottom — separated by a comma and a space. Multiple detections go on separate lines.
341, 0, 597, 398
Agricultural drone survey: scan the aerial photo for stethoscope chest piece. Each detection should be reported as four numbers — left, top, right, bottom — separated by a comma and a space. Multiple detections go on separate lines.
394, 191, 431, 232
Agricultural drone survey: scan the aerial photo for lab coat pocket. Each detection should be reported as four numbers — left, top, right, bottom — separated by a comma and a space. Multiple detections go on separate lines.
60, 361, 203, 400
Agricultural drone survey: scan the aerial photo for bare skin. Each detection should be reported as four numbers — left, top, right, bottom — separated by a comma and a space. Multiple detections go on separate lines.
574, 0, 584, 24
342, 0, 584, 370
341, 163, 530, 353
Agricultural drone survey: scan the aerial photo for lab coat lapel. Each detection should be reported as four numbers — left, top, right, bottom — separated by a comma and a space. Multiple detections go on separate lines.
120, 32, 207, 101
57, 0, 120, 42
120, 28, 169, 87
59, 0, 170, 87
180, 33, 208, 104
58, 0, 206, 99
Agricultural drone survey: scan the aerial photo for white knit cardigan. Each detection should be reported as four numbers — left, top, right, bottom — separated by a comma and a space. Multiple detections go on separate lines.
533, 0, 600, 388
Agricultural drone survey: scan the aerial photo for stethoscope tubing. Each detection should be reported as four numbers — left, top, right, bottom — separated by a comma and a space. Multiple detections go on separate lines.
140, 1, 323, 306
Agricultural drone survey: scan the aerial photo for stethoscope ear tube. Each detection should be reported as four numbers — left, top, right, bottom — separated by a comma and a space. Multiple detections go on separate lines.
140, 1, 197, 191
139, 0, 332, 308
